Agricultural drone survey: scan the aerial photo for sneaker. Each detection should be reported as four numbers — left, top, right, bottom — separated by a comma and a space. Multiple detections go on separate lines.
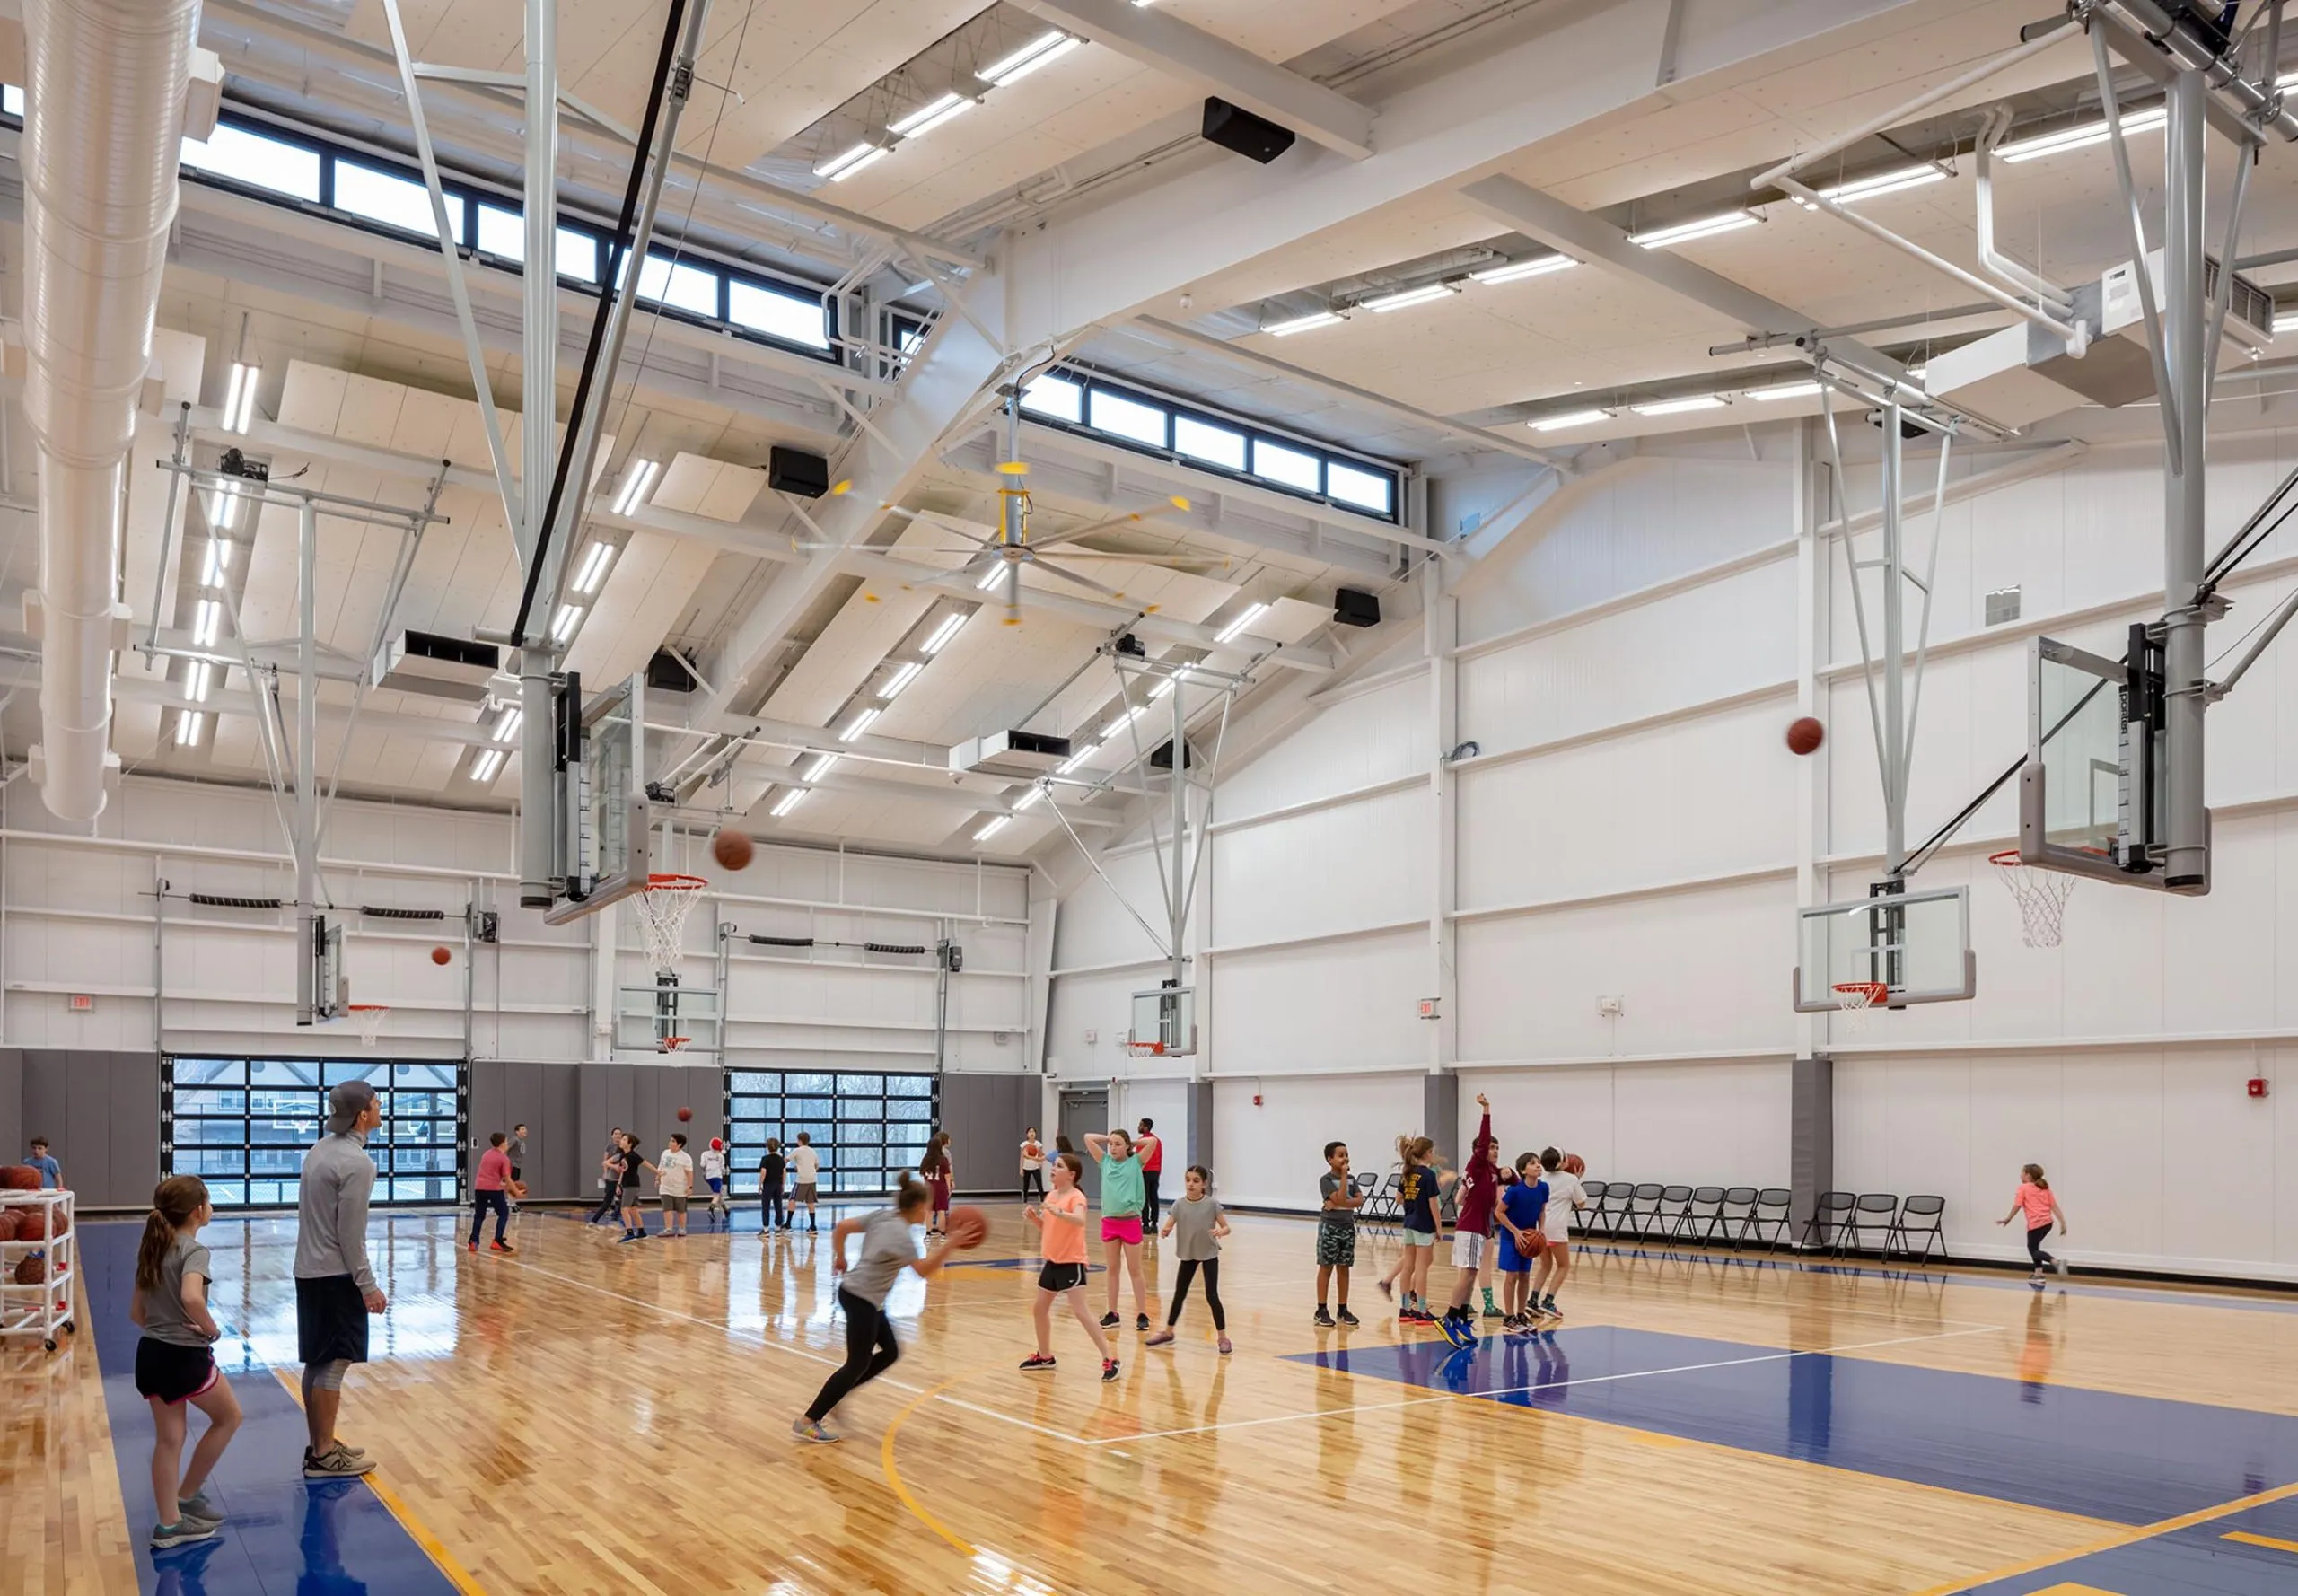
1542, 1302, 1565, 1321
1539, 1295, 1558, 1315
791, 1418, 839, 1444
2030, 1273, 2047, 1289
1145, 1329, 1175, 1347
1099, 1311, 1120, 1329
618, 1231, 645, 1244
1101, 1358, 1119, 1383
1337, 1307, 1360, 1327
175, 1493, 224, 1528
1483, 1302, 1504, 1320
1313, 1306, 1336, 1328
1019, 1353, 1057, 1372
1136, 1313, 1151, 1333
303, 1443, 374, 1479
1400, 1309, 1434, 1326
1216, 1337, 1232, 1355
2055, 1258, 2070, 1276
1375, 1278, 1394, 1302
466, 1241, 478, 1253
151, 1520, 218, 1550
489, 1240, 515, 1253
1441, 1316, 1476, 1350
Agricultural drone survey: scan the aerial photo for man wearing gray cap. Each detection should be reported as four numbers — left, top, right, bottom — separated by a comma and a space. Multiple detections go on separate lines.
294, 1078, 387, 1478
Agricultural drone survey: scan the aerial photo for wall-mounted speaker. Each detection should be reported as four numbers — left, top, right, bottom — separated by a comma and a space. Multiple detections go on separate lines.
1202, 97, 1295, 164
768, 445, 830, 498
1333, 587, 1381, 627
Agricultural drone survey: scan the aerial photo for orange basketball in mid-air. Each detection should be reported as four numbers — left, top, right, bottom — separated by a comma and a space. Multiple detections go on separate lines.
945, 1206, 989, 1249
431, 946, 452, 966
713, 829, 755, 871
1785, 716, 1825, 756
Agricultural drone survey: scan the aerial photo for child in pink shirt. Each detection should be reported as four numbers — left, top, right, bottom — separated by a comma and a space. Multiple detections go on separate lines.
468, 1132, 515, 1253
1997, 1162, 2066, 1284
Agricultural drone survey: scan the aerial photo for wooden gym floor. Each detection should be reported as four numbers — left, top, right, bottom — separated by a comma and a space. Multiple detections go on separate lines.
11, 1199, 2298, 1595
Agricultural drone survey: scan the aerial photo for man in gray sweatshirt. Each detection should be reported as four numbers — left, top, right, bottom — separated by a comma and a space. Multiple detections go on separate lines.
294, 1079, 387, 1478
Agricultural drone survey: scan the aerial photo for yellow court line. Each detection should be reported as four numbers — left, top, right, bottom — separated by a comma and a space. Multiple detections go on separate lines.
879, 1377, 978, 1557
1908, 1478, 2298, 1596
267, 1368, 488, 1596
2223, 1530, 2298, 1555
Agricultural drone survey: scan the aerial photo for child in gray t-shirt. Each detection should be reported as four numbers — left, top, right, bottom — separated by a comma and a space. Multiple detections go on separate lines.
1148, 1165, 1233, 1354
130, 1175, 241, 1551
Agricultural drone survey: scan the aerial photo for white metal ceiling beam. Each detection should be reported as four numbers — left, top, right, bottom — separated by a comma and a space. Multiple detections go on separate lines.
1004, 0, 1928, 347
1015, 0, 1375, 161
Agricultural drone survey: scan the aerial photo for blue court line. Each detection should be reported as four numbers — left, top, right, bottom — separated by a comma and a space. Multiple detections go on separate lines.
79, 1220, 460, 1596
1566, 1236, 2298, 1317
1286, 1326, 2298, 1527
1960, 1495, 2298, 1593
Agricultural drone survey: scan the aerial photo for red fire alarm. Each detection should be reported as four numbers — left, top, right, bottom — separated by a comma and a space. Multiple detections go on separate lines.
2249, 1077, 2270, 1098
1252, 1093, 1263, 1107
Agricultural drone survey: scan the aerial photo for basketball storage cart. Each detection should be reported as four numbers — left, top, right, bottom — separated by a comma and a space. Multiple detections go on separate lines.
0, 1188, 76, 1352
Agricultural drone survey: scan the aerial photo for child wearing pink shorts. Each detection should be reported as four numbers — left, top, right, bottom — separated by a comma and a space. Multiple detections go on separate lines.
1084, 1128, 1151, 1332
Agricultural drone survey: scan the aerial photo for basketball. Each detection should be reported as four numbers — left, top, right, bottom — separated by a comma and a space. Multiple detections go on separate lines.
1563, 1153, 1586, 1177
0, 1164, 39, 1192
1522, 1230, 1548, 1255
1785, 715, 1825, 755
945, 1206, 988, 1248
677, 1106, 693, 1123
15, 1205, 66, 1241
431, 945, 452, 966
712, 829, 754, 871
0, 1212, 20, 1244
14, 1252, 66, 1285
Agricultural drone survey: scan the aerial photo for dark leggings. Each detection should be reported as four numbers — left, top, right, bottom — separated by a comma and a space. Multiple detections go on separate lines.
762, 1187, 785, 1229
1143, 1169, 1162, 1230
806, 1288, 900, 1422
2025, 1224, 2057, 1269
588, 1183, 619, 1223
1165, 1258, 1224, 1331
1022, 1167, 1046, 1201
469, 1189, 509, 1245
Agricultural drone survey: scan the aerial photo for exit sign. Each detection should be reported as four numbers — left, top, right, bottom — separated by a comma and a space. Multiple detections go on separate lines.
67, 994, 93, 1012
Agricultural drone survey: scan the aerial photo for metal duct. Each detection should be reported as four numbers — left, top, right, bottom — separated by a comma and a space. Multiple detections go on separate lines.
20, 0, 201, 820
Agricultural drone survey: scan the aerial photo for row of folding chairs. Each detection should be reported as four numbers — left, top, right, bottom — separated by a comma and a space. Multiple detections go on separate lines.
1798, 1190, 1948, 1262
1574, 1183, 1948, 1262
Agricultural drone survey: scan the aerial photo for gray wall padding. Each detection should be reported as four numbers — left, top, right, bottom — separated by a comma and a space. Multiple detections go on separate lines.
940, 1074, 1032, 1196
1791, 1054, 1834, 1243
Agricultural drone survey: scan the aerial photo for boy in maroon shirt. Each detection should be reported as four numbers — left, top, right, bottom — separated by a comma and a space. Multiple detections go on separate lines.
1438, 1095, 1499, 1348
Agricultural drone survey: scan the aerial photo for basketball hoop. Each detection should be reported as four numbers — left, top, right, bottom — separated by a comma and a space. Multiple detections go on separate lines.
631, 874, 708, 979
1990, 849, 2074, 949
346, 1004, 389, 1048
1831, 982, 1887, 1036
657, 1036, 691, 1054
1125, 1039, 1167, 1059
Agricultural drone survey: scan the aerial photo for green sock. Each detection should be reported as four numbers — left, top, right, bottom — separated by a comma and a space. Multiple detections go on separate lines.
1482, 1287, 1497, 1311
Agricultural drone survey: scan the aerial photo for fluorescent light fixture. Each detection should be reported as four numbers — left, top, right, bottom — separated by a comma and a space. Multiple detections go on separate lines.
921, 613, 967, 654
890, 92, 973, 138
1470, 255, 1576, 285
192, 598, 220, 646
1629, 211, 1759, 249
550, 603, 582, 643
882, 660, 924, 697
1013, 786, 1044, 811
1265, 310, 1345, 338
978, 30, 1079, 85
1363, 283, 1457, 313
222, 361, 259, 434
1215, 601, 1268, 645
1632, 394, 1728, 417
1811, 165, 1945, 205
1749, 380, 1824, 401
572, 540, 614, 594
491, 706, 522, 741
1997, 106, 2164, 163
1530, 408, 1612, 432
1058, 743, 1100, 775
175, 710, 205, 748
206, 487, 242, 532
975, 563, 1007, 592
201, 539, 231, 587
973, 816, 1010, 842
770, 787, 808, 818
185, 661, 213, 704
1148, 667, 1192, 700
802, 752, 839, 782
839, 706, 880, 742
2276, 309, 2298, 335
1098, 706, 1145, 740
611, 459, 659, 517
470, 748, 506, 783
813, 141, 888, 181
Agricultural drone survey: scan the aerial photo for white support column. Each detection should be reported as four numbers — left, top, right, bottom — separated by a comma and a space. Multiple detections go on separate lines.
1794, 419, 1823, 1062
1426, 557, 1458, 1074
590, 898, 619, 1063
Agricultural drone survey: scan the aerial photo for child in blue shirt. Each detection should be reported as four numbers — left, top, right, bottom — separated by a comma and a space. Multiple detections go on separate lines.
1495, 1153, 1548, 1329
26, 1136, 61, 1189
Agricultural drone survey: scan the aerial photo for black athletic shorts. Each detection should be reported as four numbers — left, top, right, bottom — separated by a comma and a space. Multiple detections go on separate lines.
1038, 1261, 1088, 1293
295, 1274, 370, 1366
134, 1337, 218, 1405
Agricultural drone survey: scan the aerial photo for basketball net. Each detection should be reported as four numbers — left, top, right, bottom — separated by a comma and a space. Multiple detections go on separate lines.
1990, 850, 2074, 949
346, 1004, 389, 1048
1831, 982, 1885, 1037
632, 874, 707, 981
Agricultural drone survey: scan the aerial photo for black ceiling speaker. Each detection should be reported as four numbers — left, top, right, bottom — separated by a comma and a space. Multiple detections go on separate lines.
1202, 97, 1296, 164
768, 445, 830, 498
645, 648, 698, 694
1334, 587, 1381, 627
1150, 737, 1194, 770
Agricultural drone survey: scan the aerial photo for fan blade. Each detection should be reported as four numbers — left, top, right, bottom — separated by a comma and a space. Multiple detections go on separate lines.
1029, 557, 1129, 601
1025, 551, 1233, 567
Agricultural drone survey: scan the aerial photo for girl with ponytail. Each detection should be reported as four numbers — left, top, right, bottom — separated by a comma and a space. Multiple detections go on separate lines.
130, 1175, 243, 1549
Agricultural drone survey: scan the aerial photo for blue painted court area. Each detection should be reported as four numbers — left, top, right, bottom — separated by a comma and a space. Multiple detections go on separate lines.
1287, 1326, 2298, 1527
1961, 1495, 2298, 1593
79, 1221, 458, 1596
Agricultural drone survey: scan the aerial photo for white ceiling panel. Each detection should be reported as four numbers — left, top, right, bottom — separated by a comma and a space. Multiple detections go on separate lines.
562, 528, 720, 688
653, 452, 767, 522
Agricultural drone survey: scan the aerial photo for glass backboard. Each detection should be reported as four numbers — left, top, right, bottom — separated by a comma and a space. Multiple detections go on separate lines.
2018, 632, 2197, 889
1794, 887, 1974, 1012
545, 672, 652, 924
1129, 987, 1196, 1057
615, 982, 722, 1053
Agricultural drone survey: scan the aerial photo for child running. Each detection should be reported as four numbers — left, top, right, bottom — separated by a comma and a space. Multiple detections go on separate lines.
1528, 1147, 1585, 1320
1495, 1153, 1548, 1329
1020, 1153, 1118, 1381
792, 1175, 973, 1443
1147, 1165, 1231, 1353
1084, 1127, 1152, 1331
1379, 1136, 1452, 1324
1998, 1162, 2070, 1285
656, 1133, 695, 1239
759, 1138, 787, 1233
700, 1137, 730, 1227
1437, 1094, 1501, 1347
1314, 1141, 1361, 1328
467, 1131, 516, 1253
132, 1176, 243, 1550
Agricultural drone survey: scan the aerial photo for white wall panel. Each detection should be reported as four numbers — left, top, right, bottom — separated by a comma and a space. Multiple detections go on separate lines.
1051, 847, 1179, 972
1211, 1071, 1421, 1209
1216, 671, 1426, 822
1209, 927, 1425, 1074
1211, 784, 1428, 948
1458, 1058, 1790, 1188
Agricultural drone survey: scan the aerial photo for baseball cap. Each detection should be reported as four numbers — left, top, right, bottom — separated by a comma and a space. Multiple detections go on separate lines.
327, 1079, 379, 1134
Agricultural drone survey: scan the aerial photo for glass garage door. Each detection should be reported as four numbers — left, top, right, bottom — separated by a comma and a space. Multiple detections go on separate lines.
724, 1069, 938, 1197
162, 1057, 468, 1207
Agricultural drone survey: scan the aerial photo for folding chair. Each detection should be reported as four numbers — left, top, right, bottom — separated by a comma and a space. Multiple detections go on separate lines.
1349, 1171, 1383, 1224
1576, 1179, 1609, 1238
1747, 1188, 1794, 1250
1887, 1194, 1947, 1263
1676, 1186, 1725, 1245
1836, 1193, 1899, 1257
1656, 1185, 1697, 1243
1360, 1168, 1402, 1225
1714, 1187, 1758, 1248
1621, 1182, 1665, 1239
1584, 1179, 1624, 1237
1801, 1190, 1855, 1251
